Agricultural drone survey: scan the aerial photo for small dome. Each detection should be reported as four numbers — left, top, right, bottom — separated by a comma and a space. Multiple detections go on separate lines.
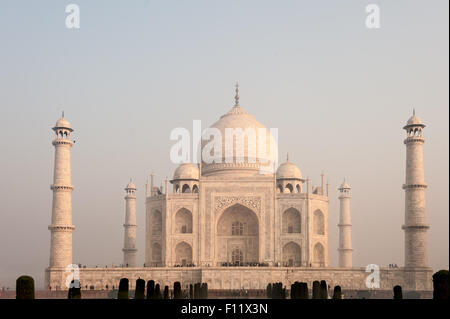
55, 117, 71, 129
339, 180, 350, 190
276, 161, 302, 180
406, 115, 422, 126
126, 180, 136, 190
173, 163, 199, 180
404, 111, 425, 129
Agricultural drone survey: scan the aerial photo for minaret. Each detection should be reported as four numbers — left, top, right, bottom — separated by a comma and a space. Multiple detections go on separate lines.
338, 180, 353, 268
49, 113, 75, 269
123, 179, 137, 267
402, 111, 429, 268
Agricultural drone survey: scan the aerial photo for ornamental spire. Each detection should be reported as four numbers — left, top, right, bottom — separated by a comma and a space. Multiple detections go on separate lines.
234, 82, 240, 106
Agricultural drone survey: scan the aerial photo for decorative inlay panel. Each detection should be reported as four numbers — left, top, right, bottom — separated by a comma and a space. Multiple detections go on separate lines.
214, 196, 261, 212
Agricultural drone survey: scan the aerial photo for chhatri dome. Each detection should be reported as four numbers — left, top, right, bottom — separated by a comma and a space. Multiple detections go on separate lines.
404, 109, 425, 128
201, 84, 277, 176
54, 112, 73, 131
125, 179, 136, 190
276, 155, 302, 180
173, 162, 200, 180
339, 179, 351, 190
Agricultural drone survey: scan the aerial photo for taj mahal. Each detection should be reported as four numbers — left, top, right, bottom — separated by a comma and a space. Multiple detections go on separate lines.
45, 86, 433, 294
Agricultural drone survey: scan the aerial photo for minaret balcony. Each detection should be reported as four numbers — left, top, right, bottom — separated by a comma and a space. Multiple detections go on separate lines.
48, 224, 75, 231
402, 183, 427, 190
403, 137, 425, 144
401, 224, 430, 230
52, 139, 74, 146
50, 184, 74, 191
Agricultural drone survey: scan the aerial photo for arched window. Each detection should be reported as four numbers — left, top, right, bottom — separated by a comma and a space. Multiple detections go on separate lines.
282, 208, 301, 234
182, 184, 191, 193
313, 210, 325, 235
151, 210, 162, 235
285, 183, 293, 193
192, 185, 199, 193
175, 241, 193, 265
232, 221, 244, 236
282, 242, 302, 267
313, 243, 325, 267
232, 249, 243, 264
175, 208, 193, 233
152, 242, 162, 266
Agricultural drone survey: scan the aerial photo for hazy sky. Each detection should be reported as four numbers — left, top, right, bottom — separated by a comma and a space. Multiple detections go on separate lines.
0, 0, 448, 289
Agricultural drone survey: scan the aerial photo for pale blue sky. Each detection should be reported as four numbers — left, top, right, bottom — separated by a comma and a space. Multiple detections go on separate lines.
0, 0, 448, 288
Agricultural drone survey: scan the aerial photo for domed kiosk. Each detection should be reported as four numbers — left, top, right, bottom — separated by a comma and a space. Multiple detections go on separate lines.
276, 156, 304, 193
171, 163, 199, 193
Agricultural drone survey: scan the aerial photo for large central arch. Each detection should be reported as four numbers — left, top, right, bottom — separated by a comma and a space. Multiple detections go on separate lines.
216, 203, 259, 265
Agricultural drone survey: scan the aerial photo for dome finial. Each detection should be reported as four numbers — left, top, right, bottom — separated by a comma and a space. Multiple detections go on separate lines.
286, 152, 289, 162
234, 82, 240, 106
413, 108, 416, 116
62, 110, 65, 118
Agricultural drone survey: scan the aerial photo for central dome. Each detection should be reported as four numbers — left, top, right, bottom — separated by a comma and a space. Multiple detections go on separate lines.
201, 101, 278, 176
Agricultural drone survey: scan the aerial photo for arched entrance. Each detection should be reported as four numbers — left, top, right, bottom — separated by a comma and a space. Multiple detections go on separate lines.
282, 242, 301, 267
175, 241, 192, 266
313, 242, 325, 267
216, 203, 259, 265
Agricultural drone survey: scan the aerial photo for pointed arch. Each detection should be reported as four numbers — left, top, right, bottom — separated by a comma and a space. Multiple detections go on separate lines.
284, 183, 293, 193
313, 242, 325, 267
313, 209, 325, 235
282, 207, 301, 233
282, 242, 302, 267
182, 184, 191, 193
151, 209, 162, 235
151, 242, 162, 266
277, 184, 283, 193
216, 203, 259, 264
175, 241, 192, 265
175, 208, 192, 233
